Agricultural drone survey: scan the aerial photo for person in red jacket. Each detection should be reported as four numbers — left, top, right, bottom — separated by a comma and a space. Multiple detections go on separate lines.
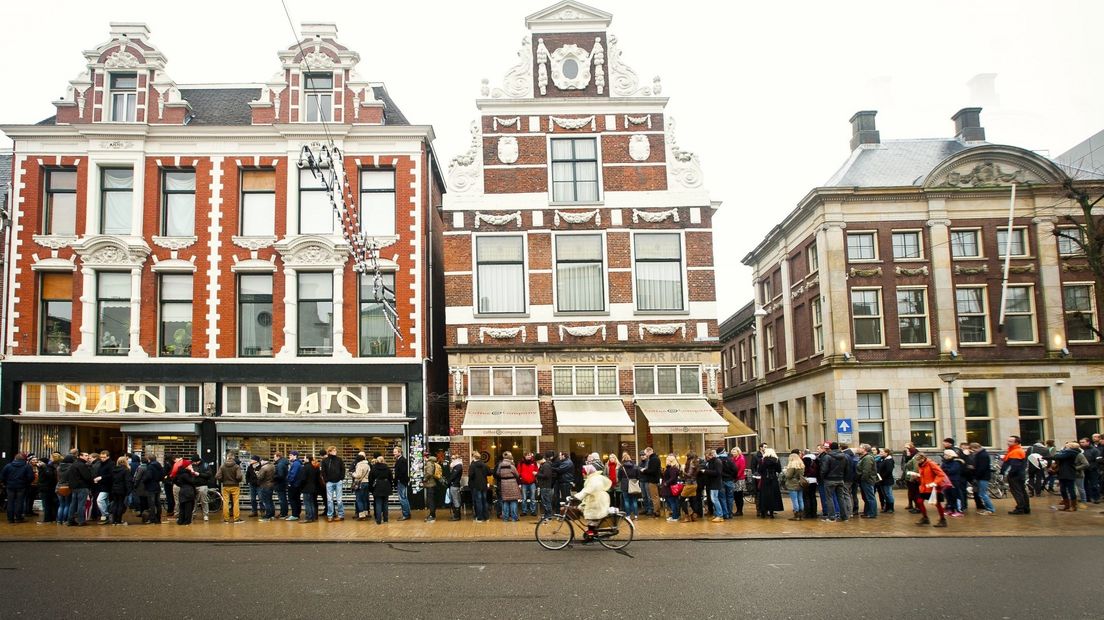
915, 454, 951, 528
518, 453, 539, 517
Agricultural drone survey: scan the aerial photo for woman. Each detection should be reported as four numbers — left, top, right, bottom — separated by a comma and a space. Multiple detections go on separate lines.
915, 454, 950, 528
941, 449, 966, 517
661, 454, 682, 522
368, 456, 393, 524
605, 454, 620, 514
175, 461, 197, 526
731, 448, 747, 517
38, 453, 60, 524
352, 453, 371, 521
782, 451, 806, 521
496, 451, 521, 522
616, 453, 640, 517
300, 455, 319, 523
163, 455, 179, 517
108, 456, 132, 525
877, 448, 896, 513
574, 464, 611, 540
448, 454, 464, 521
56, 453, 74, 525
1049, 442, 1083, 511
801, 451, 819, 519
757, 448, 784, 519
902, 443, 921, 513
681, 451, 701, 522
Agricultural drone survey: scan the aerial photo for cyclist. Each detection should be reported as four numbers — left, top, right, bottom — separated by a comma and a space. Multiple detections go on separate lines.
574, 464, 611, 541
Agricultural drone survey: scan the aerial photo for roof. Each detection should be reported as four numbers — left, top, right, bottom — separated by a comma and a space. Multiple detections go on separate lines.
1055, 129, 1104, 180
719, 300, 755, 341
825, 139, 974, 187
0, 151, 12, 207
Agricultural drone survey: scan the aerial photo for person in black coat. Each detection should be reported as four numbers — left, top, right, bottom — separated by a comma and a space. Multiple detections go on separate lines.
143, 457, 165, 524
175, 464, 198, 525
67, 453, 95, 526
108, 457, 133, 525
299, 455, 320, 523
469, 455, 491, 522
37, 454, 60, 523
756, 449, 785, 518
368, 457, 394, 524
553, 452, 575, 511
392, 447, 411, 520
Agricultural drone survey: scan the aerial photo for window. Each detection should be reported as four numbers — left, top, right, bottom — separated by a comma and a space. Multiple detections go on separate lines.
1064, 284, 1098, 343
765, 324, 776, 371
44, 169, 77, 236
550, 138, 598, 202
634, 233, 683, 311
963, 390, 992, 446
896, 288, 929, 345
475, 236, 525, 314
634, 365, 701, 396
815, 394, 828, 443
761, 278, 773, 303
950, 229, 981, 258
100, 168, 133, 235
956, 286, 989, 344
892, 231, 922, 260
1017, 390, 1045, 446
1074, 389, 1101, 438
851, 288, 884, 346
96, 272, 130, 355
303, 72, 333, 123
161, 170, 195, 236
908, 392, 937, 448
738, 341, 748, 382
1057, 227, 1086, 257
856, 392, 885, 448
298, 272, 334, 356
241, 170, 276, 236
846, 232, 876, 261
40, 273, 73, 355
469, 367, 536, 397
299, 168, 335, 234
360, 170, 395, 236
1004, 285, 1036, 343
811, 298, 824, 354
552, 366, 618, 396
997, 227, 1028, 257
807, 242, 819, 273
749, 338, 758, 379
239, 275, 273, 357
359, 272, 396, 357
159, 275, 193, 357
555, 234, 604, 312
109, 73, 137, 122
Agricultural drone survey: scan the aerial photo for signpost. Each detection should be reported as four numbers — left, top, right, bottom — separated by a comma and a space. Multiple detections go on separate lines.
836, 418, 854, 444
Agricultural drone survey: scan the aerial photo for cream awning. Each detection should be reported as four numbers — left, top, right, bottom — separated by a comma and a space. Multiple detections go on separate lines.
637, 399, 728, 434
554, 399, 634, 434
461, 400, 542, 437
722, 408, 757, 439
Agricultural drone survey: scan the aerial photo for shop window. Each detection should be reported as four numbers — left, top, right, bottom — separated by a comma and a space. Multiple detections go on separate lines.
241, 169, 276, 237
96, 272, 130, 355
552, 366, 618, 396
550, 137, 598, 203
298, 272, 334, 356
299, 168, 335, 234
40, 272, 73, 355
857, 392, 885, 448
634, 233, 683, 311
555, 234, 604, 312
997, 227, 1028, 258
359, 272, 396, 357
239, 275, 273, 357
44, 168, 77, 236
109, 72, 137, 122
851, 288, 884, 347
1074, 388, 1101, 439
634, 365, 701, 396
846, 232, 877, 261
1064, 284, 1098, 343
159, 274, 193, 357
964, 390, 992, 446
162, 170, 196, 236
1004, 286, 1036, 343
891, 231, 922, 260
100, 167, 133, 235
1017, 390, 1045, 446
896, 287, 929, 346
956, 286, 989, 344
908, 391, 937, 448
475, 236, 525, 314
468, 367, 536, 397
360, 169, 396, 236
950, 229, 981, 259
303, 72, 333, 122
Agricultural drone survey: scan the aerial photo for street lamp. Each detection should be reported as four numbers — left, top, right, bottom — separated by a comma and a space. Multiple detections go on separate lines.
939, 372, 960, 442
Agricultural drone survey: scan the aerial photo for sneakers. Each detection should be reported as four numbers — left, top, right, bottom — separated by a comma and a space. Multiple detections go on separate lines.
978, 510, 994, 516
948, 512, 964, 518
710, 517, 724, 523
203, 515, 209, 522
286, 516, 299, 521
666, 517, 679, 522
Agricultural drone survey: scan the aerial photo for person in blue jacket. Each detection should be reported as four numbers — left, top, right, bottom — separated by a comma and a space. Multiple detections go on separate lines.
285, 452, 303, 521
1, 453, 36, 523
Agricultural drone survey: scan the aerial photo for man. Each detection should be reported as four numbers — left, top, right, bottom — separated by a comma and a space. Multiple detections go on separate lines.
92, 451, 113, 523
856, 444, 878, 519
422, 455, 441, 522
969, 443, 995, 515
36, 454, 59, 523
393, 447, 411, 520
719, 451, 737, 520
535, 452, 555, 519
285, 451, 303, 521
701, 450, 727, 522
822, 442, 852, 522
468, 453, 490, 522
639, 448, 660, 518
841, 444, 860, 514
245, 455, 261, 517
216, 452, 244, 523
191, 454, 214, 522
554, 452, 576, 511
1027, 441, 1049, 496
320, 446, 346, 522
941, 438, 963, 459
1078, 438, 1099, 504
815, 443, 833, 517
518, 452, 538, 517
67, 452, 94, 526
447, 454, 464, 521
273, 451, 289, 519
1002, 435, 1030, 514
256, 456, 276, 521
142, 454, 164, 524
1, 453, 35, 523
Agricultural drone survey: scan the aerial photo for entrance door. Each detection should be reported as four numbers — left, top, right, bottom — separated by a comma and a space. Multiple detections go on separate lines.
76, 425, 125, 456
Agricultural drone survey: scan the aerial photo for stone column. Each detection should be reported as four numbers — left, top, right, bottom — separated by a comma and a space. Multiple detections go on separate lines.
753, 270, 766, 380
927, 202, 958, 355
127, 266, 147, 357
278, 268, 297, 358
815, 226, 834, 357
74, 267, 97, 356
822, 220, 850, 357
332, 267, 352, 358
780, 243, 796, 371
1033, 215, 1065, 352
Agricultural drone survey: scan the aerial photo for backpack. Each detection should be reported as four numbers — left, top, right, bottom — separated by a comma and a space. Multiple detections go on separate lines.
427, 462, 440, 481
721, 456, 738, 479
843, 455, 857, 483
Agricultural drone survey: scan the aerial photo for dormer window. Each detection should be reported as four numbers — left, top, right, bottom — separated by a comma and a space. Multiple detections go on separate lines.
109, 73, 138, 122
303, 72, 333, 122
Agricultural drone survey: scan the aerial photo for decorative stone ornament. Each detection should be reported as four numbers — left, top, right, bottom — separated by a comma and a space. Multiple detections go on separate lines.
497, 137, 519, 164
536, 38, 551, 96
629, 134, 650, 161
485, 37, 534, 99
447, 121, 483, 194
550, 44, 593, 90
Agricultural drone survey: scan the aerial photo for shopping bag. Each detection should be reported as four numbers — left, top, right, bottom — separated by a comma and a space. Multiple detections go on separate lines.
926, 486, 939, 506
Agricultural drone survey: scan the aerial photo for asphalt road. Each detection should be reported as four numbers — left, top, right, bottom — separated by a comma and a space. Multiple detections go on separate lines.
0, 537, 1098, 619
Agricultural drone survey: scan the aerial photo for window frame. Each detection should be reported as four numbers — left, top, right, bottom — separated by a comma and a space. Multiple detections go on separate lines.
238, 274, 274, 358
997, 226, 1030, 258
473, 233, 528, 315
160, 169, 196, 237
298, 167, 335, 235
856, 392, 886, 448
359, 168, 396, 237
908, 391, 937, 448
632, 232, 686, 312
358, 271, 397, 357
158, 274, 193, 358
850, 287, 885, 348
807, 242, 819, 274
302, 71, 334, 123
1073, 388, 1102, 439
1016, 390, 1047, 446
240, 168, 277, 237
96, 271, 131, 356
467, 366, 537, 398
296, 272, 335, 357
896, 286, 930, 347
553, 232, 606, 313
1063, 282, 1098, 343
955, 285, 990, 345
548, 136, 601, 204
845, 231, 878, 262
963, 390, 993, 447
811, 297, 824, 354
633, 364, 702, 397
765, 323, 776, 371
950, 228, 983, 259
39, 272, 73, 356
108, 72, 138, 123
99, 167, 134, 235
551, 365, 619, 397
891, 229, 924, 261
738, 341, 748, 383
44, 168, 78, 236
1056, 226, 1086, 257
1003, 284, 1037, 344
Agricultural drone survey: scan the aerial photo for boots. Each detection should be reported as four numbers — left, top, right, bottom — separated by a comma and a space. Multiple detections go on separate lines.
1071, 499, 1079, 512
789, 510, 800, 521
934, 516, 947, 528
1059, 499, 1071, 511
689, 512, 698, 522
916, 515, 930, 526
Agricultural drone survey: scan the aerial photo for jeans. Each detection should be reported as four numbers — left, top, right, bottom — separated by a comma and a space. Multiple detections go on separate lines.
261, 488, 275, 518
621, 492, 638, 517
640, 481, 655, 514
860, 482, 878, 517
325, 482, 345, 518
109, 492, 127, 523
249, 484, 260, 515
146, 490, 162, 523
665, 496, 680, 519
1076, 478, 1086, 503
302, 492, 317, 521
788, 490, 804, 513
355, 486, 372, 517
56, 492, 72, 524
709, 489, 729, 518
818, 481, 831, 515
539, 488, 554, 518
374, 495, 389, 523
223, 485, 241, 521
397, 482, 411, 518
472, 489, 489, 521
288, 486, 302, 518
722, 480, 736, 518
70, 488, 90, 525
39, 488, 58, 523
520, 483, 537, 515
826, 481, 851, 520
1086, 472, 1101, 503
6, 488, 26, 522
880, 482, 895, 511
195, 485, 209, 517
1008, 473, 1030, 512
96, 491, 110, 519
501, 500, 519, 521
276, 483, 288, 517
556, 483, 574, 510
975, 479, 995, 512
1060, 479, 1077, 503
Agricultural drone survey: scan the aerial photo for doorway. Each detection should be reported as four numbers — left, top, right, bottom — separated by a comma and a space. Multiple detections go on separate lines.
76, 424, 126, 456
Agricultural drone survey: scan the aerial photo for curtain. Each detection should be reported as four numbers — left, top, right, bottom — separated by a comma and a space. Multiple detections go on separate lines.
635, 262, 682, 310
102, 191, 132, 234
477, 264, 524, 313
242, 193, 276, 236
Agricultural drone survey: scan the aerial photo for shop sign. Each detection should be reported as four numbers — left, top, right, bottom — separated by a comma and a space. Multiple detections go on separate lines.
56, 385, 166, 414
256, 385, 374, 415
427, 435, 450, 443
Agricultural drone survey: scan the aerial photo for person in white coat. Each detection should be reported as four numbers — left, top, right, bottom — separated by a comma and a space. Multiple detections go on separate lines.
574, 464, 611, 539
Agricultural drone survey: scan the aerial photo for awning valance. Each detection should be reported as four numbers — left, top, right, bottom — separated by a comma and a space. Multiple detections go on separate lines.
554, 399, 634, 434
461, 400, 542, 437
636, 399, 728, 434
721, 408, 757, 439
121, 423, 199, 435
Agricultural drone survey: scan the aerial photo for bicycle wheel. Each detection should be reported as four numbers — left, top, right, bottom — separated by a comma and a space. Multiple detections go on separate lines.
596, 513, 634, 550
535, 516, 574, 550
207, 491, 223, 513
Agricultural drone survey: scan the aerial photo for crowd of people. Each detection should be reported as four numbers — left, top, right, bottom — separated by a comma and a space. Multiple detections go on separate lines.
3, 433, 1102, 529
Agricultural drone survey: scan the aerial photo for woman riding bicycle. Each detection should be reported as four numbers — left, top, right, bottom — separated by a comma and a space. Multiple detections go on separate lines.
575, 464, 611, 539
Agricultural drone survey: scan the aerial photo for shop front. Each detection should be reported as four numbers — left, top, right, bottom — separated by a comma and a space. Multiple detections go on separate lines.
460, 400, 541, 464
636, 398, 728, 457
553, 399, 635, 461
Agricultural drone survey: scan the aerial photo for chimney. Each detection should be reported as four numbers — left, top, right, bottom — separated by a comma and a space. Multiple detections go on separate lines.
108, 22, 151, 43
952, 107, 985, 142
849, 110, 880, 150
301, 23, 339, 40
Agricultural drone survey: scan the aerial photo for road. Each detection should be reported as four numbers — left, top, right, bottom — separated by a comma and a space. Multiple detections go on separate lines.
0, 537, 1097, 619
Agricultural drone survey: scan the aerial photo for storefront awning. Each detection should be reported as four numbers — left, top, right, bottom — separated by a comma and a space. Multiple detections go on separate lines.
554, 399, 634, 434
461, 400, 542, 437
215, 421, 409, 436
721, 408, 757, 439
636, 399, 728, 434
120, 423, 199, 435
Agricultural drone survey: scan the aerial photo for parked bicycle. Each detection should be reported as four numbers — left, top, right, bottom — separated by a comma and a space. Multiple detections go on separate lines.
535, 497, 634, 550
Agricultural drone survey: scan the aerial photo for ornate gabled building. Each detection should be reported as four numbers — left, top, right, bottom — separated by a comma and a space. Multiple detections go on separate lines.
738, 108, 1104, 454
0, 22, 446, 496
440, 1, 733, 469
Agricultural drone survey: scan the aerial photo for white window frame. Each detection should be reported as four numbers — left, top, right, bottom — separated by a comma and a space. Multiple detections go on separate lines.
846, 231, 878, 262
631, 231, 687, 313
1056, 226, 1086, 257
950, 228, 983, 259
765, 323, 776, 371
896, 286, 930, 347
468, 366, 537, 399
738, 341, 748, 382
108, 72, 138, 123
851, 287, 885, 348
749, 338, 758, 379
547, 135, 602, 205
1073, 388, 1102, 438
302, 71, 334, 123
222, 384, 405, 415
956, 285, 990, 345
1064, 282, 1099, 343
1003, 284, 1037, 344
891, 229, 924, 261
359, 168, 396, 237
472, 233, 529, 316
997, 226, 1030, 258
811, 297, 824, 354
633, 365, 702, 397
551, 365, 619, 397
552, 232, 608, 314
908, 391, 938, 448
807, 242, 819, 274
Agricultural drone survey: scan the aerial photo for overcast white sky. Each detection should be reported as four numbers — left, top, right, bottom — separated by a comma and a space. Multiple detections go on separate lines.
2, 0, 1102, 319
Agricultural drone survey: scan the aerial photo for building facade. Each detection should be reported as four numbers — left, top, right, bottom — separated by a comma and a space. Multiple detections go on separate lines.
719, 301, 758, 453
0, 23, 446, 496
736, 108, 1104, 454
441, 1, 729, 469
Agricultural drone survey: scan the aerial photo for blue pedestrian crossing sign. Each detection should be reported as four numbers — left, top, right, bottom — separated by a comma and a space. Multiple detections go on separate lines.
836, 419, 853, 434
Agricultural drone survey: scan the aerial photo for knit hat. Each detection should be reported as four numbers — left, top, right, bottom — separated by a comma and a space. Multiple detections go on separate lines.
250, 455, 261, 462
943, 449, 957, 460
289, 451, 299, 456
582, 464, 598, 476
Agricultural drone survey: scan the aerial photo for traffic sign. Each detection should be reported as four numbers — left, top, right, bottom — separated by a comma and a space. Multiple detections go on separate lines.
836, 419, 853, 434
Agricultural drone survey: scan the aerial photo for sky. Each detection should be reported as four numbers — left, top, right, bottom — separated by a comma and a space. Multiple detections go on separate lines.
2, 0, 1102, 320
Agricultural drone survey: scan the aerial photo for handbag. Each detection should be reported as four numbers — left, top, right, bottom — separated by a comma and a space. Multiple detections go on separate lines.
627, 478, 642, 496
734, 479, 747, 493
679, 482, 698, 498
669, 483, 684, 498
56, 482, 71, 497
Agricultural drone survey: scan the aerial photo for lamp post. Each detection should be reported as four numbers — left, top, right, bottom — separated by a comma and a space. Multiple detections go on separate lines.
938, 372, 960, 442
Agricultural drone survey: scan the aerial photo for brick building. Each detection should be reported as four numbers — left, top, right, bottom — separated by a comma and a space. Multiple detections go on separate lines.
735, 108, 1104, 454
440, 1, 731, 470
719, 300, 758, 453
0, 22, 446, 495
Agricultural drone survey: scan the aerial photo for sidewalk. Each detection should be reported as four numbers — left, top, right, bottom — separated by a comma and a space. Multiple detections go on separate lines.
3, 501, 1101, 543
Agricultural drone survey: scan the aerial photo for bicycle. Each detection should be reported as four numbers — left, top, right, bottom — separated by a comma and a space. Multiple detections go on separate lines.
204, 488, 224, 513
535, 498, 634, 551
